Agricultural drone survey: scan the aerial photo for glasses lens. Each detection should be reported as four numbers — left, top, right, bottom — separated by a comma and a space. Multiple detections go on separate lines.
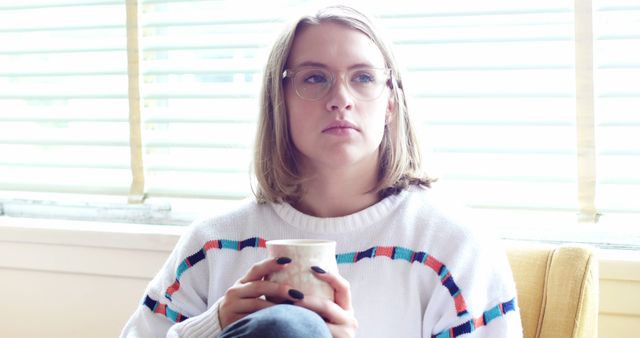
348, 68, 388, 100
291, 67, 390, 101
294, 68, 332, 100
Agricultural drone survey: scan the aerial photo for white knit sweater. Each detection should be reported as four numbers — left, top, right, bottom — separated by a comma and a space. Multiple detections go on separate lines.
121, 186, 522, 338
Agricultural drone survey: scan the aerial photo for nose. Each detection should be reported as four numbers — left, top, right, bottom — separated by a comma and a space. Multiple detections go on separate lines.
325, 76, 353, 112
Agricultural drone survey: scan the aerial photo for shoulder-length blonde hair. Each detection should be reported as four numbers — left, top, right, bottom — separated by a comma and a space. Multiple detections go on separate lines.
253, 5, 433, 204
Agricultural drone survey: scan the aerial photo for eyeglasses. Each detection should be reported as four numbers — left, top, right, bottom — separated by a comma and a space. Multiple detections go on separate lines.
282, 66, 392, 101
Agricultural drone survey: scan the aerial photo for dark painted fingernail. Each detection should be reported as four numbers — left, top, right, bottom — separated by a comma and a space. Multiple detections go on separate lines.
276, 257, 292, 265
311, 266, 326, 274
288, 289, 304, 300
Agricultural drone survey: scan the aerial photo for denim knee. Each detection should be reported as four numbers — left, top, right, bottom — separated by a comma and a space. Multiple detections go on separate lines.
218, 304, 331, 338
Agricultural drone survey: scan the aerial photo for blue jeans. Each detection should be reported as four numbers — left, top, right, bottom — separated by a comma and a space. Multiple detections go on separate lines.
218, 304, 332, 338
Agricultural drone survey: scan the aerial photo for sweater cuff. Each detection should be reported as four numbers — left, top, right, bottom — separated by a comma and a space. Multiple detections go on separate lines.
167, 299, 223, 338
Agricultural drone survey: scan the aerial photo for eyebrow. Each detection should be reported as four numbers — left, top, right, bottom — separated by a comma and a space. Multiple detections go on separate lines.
292, 61, 379, 69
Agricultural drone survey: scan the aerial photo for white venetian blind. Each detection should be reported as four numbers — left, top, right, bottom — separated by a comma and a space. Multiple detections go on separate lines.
0, 1, 131, 195
593, 0, 640, 216
139, 0, 580, 210
138, 1, 283, 199
0, 0, 638, 224
377, 1, 578, 212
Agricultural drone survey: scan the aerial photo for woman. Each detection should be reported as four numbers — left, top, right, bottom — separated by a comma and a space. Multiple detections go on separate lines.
121, 5, 522, 338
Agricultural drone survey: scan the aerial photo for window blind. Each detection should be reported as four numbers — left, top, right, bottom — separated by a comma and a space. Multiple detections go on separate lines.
139, 0, 580, 209
138, 1, 283, 200
378, 1, 578, 213
593, 0, 640, 215
0, 0, 638, 224
0, 1, 131, 195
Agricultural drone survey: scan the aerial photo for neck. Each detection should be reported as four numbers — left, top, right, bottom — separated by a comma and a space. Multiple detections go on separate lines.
294, 166, 381, 218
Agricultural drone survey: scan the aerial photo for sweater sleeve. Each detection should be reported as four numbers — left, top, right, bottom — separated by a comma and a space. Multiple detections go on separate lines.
167, 298, 223, 337
421, 207, 523, 337
422, 242, 523, 337
120, 221, 224, 338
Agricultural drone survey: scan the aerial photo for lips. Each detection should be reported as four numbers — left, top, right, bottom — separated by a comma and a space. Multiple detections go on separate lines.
322, 120, 359, 133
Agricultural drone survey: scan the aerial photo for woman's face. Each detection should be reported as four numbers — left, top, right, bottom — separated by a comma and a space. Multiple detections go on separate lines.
284, 22, 393, 176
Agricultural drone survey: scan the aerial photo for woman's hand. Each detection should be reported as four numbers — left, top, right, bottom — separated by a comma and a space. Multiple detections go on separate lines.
218, 257, 304, 329
296, 266, 358, 338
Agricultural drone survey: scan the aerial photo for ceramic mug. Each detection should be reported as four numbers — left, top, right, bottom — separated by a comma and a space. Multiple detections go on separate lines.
266, 239, 338, 301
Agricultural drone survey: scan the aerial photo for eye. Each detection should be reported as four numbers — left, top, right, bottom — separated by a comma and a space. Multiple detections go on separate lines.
302, 72, 329, 84
352, 71, 376, 84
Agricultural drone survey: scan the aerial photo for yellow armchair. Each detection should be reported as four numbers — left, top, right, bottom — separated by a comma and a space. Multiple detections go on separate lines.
505, 242, 599, 338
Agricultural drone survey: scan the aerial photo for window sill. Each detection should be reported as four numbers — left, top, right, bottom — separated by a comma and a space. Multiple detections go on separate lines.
474, 208, 640, 251
1, 214, 639, 283
0, 215, 184, 251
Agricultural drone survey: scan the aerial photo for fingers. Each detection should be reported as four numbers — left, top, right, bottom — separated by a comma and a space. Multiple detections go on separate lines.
326, 321, 359, 338
310, 265, 353, 311
220, 296, 273, 317
227, 279, 301, 301
289, 265, 358, 336
239, 256, 291, 283
231, 256, 305, 304
295, 295, 343, 322
295, 296, 358, 338
219, 256, 303, 329
220, 280, 303, 329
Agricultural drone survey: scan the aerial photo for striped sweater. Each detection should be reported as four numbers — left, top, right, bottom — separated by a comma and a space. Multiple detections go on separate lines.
121, 186, 523, 337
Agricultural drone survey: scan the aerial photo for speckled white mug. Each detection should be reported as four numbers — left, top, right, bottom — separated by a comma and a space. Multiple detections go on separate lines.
266, 239, 338, 301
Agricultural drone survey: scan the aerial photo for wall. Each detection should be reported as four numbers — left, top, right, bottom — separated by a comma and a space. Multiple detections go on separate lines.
598, 252, 640, 337
0, 218, 178, 338
0, 218, 638, 337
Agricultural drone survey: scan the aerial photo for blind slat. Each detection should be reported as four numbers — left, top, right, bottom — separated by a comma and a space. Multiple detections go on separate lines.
0, 1, 121, 10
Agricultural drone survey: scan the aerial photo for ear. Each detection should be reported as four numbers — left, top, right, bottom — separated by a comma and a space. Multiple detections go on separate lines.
385, 90, 397, 125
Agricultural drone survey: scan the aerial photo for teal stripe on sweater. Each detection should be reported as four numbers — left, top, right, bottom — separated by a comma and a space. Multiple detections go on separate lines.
336, 252, 356, 263
393, 247, 413, 261
220, 239, 237, 249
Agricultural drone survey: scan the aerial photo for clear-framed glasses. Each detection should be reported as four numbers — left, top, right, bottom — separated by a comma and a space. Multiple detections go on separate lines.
282, 66, 392, 101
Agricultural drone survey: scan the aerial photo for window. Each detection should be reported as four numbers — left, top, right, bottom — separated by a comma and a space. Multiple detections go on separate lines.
0, 1, 130, 195
593, 1, 640, 216
0, 1, 639, 247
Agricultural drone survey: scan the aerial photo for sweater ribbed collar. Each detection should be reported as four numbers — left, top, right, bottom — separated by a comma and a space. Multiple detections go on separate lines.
270, 188, 409, 234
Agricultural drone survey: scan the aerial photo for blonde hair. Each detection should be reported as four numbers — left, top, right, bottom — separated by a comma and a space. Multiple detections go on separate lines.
253, 5, 433, 204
